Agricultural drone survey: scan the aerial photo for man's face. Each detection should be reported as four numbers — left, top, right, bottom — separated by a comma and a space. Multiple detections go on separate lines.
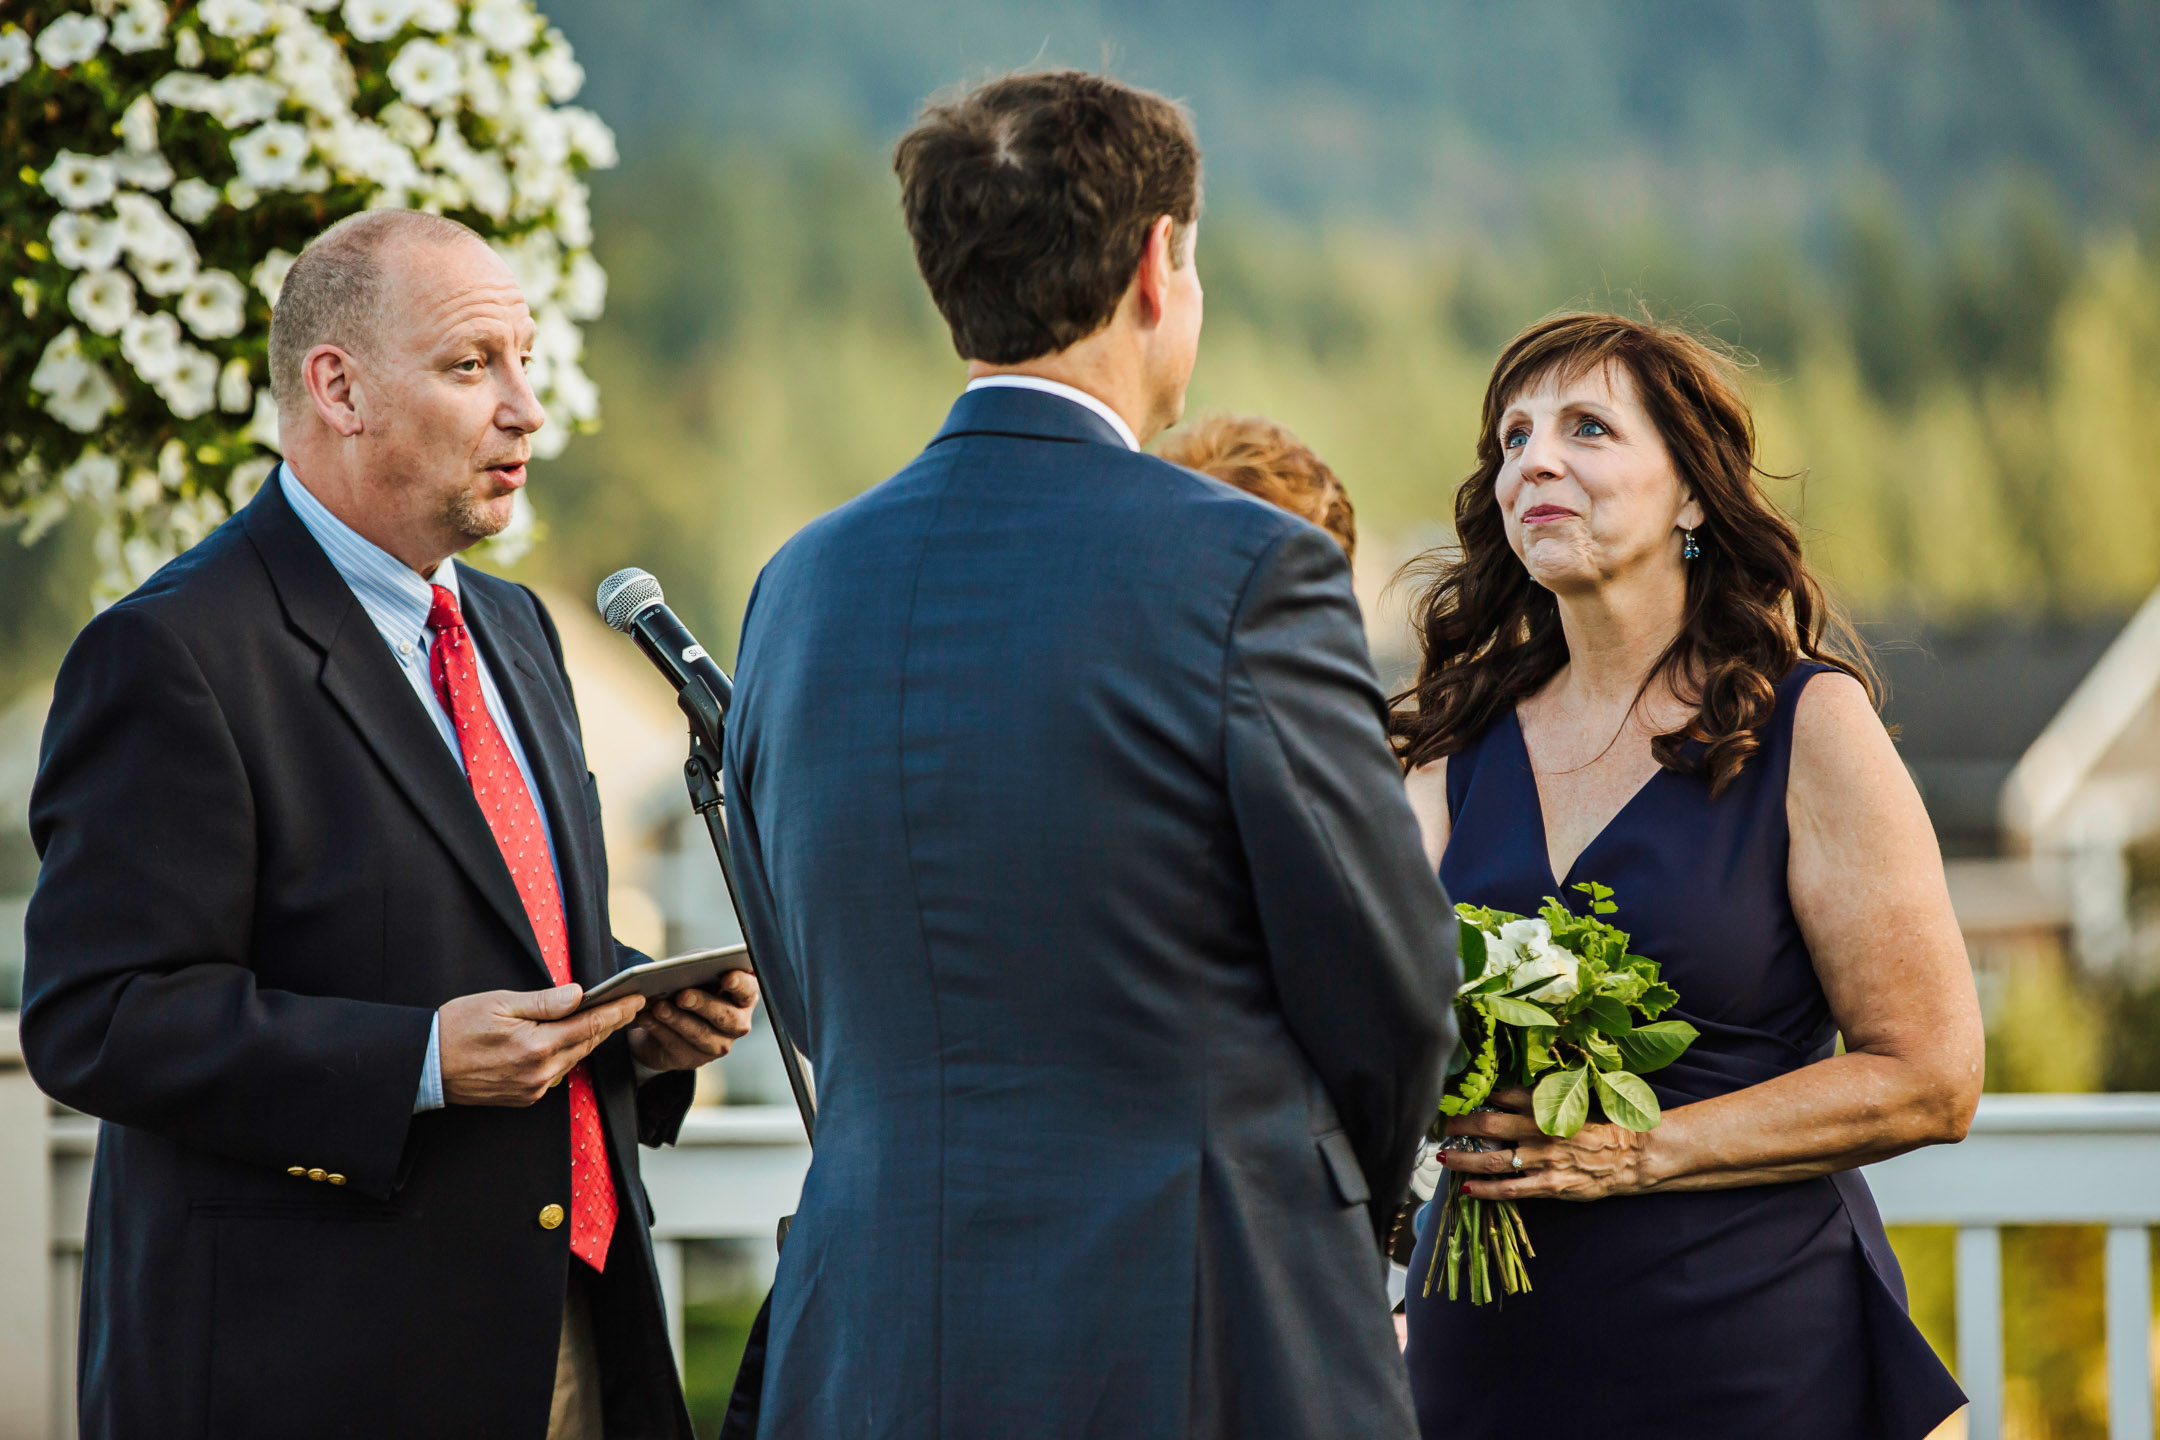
353, 238, 543, 565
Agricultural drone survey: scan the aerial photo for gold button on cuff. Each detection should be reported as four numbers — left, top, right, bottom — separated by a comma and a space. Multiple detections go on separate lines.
286, 1166, 307, 1178
326, 1174, 347, 1186
306, 1168, 327, 1182
538, 1203, 565, 1230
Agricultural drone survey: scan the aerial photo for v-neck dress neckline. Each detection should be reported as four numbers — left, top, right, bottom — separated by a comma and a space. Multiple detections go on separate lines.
1507, 705, 1669, 893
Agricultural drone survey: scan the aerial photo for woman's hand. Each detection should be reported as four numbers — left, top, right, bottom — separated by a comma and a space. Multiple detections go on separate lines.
1439, 1087, 1656, 1202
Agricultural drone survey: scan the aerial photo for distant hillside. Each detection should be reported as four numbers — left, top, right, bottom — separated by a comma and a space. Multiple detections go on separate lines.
541, 0, 2160, 231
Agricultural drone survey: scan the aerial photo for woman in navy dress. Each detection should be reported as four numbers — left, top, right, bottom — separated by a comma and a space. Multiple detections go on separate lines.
1394, 313, 1982, 1439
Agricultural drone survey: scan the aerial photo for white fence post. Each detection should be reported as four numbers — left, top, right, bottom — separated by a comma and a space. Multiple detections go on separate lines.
1957, 1225, 2004, 1440
0, 1017, 53, 1440
2105, 1225, 2152, 1440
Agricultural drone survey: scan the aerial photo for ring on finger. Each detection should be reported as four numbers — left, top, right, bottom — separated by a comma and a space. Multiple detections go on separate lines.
1510, 1149, 1524, 1170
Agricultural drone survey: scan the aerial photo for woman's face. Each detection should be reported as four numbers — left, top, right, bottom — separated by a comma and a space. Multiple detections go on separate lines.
1493, 361, 1702, 597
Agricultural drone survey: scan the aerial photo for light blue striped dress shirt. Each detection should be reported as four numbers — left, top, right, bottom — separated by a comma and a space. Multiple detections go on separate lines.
278, 464, 561, 1113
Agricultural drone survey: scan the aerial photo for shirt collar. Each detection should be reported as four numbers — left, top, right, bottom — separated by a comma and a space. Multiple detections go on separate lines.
962, 375, 1141, 452
278, 462, 461, 646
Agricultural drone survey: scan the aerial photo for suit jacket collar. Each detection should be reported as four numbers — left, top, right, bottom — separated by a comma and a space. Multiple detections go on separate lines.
241, 478, 556, 986
932, 384, 1134, 451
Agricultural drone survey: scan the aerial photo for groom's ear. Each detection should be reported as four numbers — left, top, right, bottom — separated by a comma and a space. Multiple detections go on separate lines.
1133, 215, 1179, 326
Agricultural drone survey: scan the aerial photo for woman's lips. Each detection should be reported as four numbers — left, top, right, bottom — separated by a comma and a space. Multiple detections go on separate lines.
1521, 505, 1576, 524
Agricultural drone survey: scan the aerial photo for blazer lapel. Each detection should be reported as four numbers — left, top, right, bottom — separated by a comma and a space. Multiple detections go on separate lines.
243, 480, 551, 984
459, 581, 612, 990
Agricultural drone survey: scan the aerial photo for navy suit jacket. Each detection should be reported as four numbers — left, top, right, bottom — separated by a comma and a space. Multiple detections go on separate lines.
723, 386, 1459, 1440
22, 477, 694, 1440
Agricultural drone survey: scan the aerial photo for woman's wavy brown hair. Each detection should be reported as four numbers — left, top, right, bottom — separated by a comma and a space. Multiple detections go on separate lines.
1390, 312, 1874, 796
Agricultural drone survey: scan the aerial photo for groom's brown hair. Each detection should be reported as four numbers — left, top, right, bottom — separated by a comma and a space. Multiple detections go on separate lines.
894, 69, 1202, 365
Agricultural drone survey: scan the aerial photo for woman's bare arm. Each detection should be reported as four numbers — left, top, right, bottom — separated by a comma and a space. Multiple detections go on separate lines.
1446, 672, 1985, 1200
1403, 758, 1450, 874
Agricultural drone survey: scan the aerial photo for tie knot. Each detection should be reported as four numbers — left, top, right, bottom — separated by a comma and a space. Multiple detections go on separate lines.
426, 584, 463, 634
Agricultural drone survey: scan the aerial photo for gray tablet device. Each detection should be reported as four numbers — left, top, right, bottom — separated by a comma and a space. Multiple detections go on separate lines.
576, 944, 753, 1011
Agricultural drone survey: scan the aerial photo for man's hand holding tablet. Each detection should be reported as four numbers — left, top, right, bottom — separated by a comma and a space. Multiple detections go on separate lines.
599, 946, 762, 1074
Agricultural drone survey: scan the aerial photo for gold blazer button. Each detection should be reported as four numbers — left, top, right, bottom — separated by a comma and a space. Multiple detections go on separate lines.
287, 1166, 307, 1178
306, 1168, 327, 1182
538, 1204, 565, 1230
327, 1174, 347, 1186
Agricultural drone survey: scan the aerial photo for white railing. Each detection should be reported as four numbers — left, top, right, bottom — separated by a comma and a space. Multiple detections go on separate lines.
19, 1069, 2160, 1440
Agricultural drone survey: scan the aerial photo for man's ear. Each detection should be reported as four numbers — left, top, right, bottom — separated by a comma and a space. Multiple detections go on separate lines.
1133, 214, 1178, 328
303, 344, 364, 438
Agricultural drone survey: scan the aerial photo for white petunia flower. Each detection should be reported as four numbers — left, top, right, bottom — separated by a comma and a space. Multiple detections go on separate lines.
342, 0, 416, 44
494, 230, 560, 302
227, 455, 277, 507
134, 249, 200, 296
42, 151, 119, 210
457, 40, 505, 118
324, 117, 421, 190
113, 193, 194, 263
60, 448, 122, 502
549, 359, 598, 424
199, 0, 271, 40
244, 390, 281, 452
376, 100, 432, 147
231, 121, 308, 188
225, 180, 261, 210
559, 107, 617, 168
120, 95, 161, 152
270, 20, 354, 115
251, 250, 295, 305
536, 32, 583, 102
158, 346, 221, 419
469, 0, 540, 54
151, 71, 216, 110
528, 421, 569, 460
218, 357, 253, 413
170, 177, 221, 223
178, 270, 248, 339
173, 25, 202, 67
409, 0, 459, 32
114, 150, 175, 191
0, 28, 31, 88
387, 38, 460, 108
554, 184, 591, 247
32, 331, 124, 434
563, 253, 606, 320
121, 310, 184, 381
68, 268, 137, 336
50, 213, 123, 270
109, 0, 168, 53
35, 13, 108, 68
298, 0, 342, 11
204, 74, 283, 128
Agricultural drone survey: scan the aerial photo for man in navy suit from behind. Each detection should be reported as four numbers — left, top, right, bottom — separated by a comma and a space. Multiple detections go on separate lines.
722, 71, 1459, 1438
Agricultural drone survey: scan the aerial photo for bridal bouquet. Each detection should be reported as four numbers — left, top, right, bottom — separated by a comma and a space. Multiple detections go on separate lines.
1426, 881, 1698, 1304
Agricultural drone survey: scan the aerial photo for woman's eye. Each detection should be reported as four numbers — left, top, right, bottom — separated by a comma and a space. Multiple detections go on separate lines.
1504, 429, 1528, 449
1577, 418, 1609, 438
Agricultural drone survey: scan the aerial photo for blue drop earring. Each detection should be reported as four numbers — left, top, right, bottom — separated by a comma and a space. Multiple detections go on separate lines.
1683, 529, 1701, 561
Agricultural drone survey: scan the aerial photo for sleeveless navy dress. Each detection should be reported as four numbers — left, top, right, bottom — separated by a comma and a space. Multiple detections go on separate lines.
1404, 664, 1964, 1438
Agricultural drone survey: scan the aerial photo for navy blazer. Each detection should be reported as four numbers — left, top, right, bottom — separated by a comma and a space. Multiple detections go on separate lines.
724, 386, 1459, 1440
22, 476, 695, 1440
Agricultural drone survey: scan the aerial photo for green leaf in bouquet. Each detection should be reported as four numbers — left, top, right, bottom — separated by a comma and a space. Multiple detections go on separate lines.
1596, 968, 1649, 1006
1615, 1019, 1699, 1073
1572, 880, 1618, 915
1522, 1024, 1557, 1073
1439, 1006, 1500, 1116
1582, 1032, 1624, 1069
1533, 1064, 1592, 1137
1593, 1069, 1663, 1131
1485, 995, 1558, 1028
1582, 995, 1636, 1033
1636, 981, 1681, 1018
1457, 920, 1488, 984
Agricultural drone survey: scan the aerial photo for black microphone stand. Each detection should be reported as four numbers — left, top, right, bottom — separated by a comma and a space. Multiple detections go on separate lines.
668, 667, 817, 1142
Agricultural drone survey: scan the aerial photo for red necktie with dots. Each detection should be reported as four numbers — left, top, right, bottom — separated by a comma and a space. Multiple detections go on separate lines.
426, 584, 616, 1271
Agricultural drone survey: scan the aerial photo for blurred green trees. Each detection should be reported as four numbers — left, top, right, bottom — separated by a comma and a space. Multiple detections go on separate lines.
518, 144, 2160, 663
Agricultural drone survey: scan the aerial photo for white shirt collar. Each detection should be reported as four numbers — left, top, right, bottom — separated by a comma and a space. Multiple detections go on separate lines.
962, 374, 1141, 452
278, 461, 461, 646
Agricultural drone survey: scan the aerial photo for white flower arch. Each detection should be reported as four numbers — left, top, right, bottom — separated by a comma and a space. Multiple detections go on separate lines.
1, 0, 616, 597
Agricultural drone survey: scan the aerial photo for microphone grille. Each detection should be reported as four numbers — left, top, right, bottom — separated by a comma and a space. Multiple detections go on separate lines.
597, 568, 663, 633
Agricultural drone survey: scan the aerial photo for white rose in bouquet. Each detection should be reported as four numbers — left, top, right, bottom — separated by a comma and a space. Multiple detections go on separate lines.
3, 0, 617, 596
